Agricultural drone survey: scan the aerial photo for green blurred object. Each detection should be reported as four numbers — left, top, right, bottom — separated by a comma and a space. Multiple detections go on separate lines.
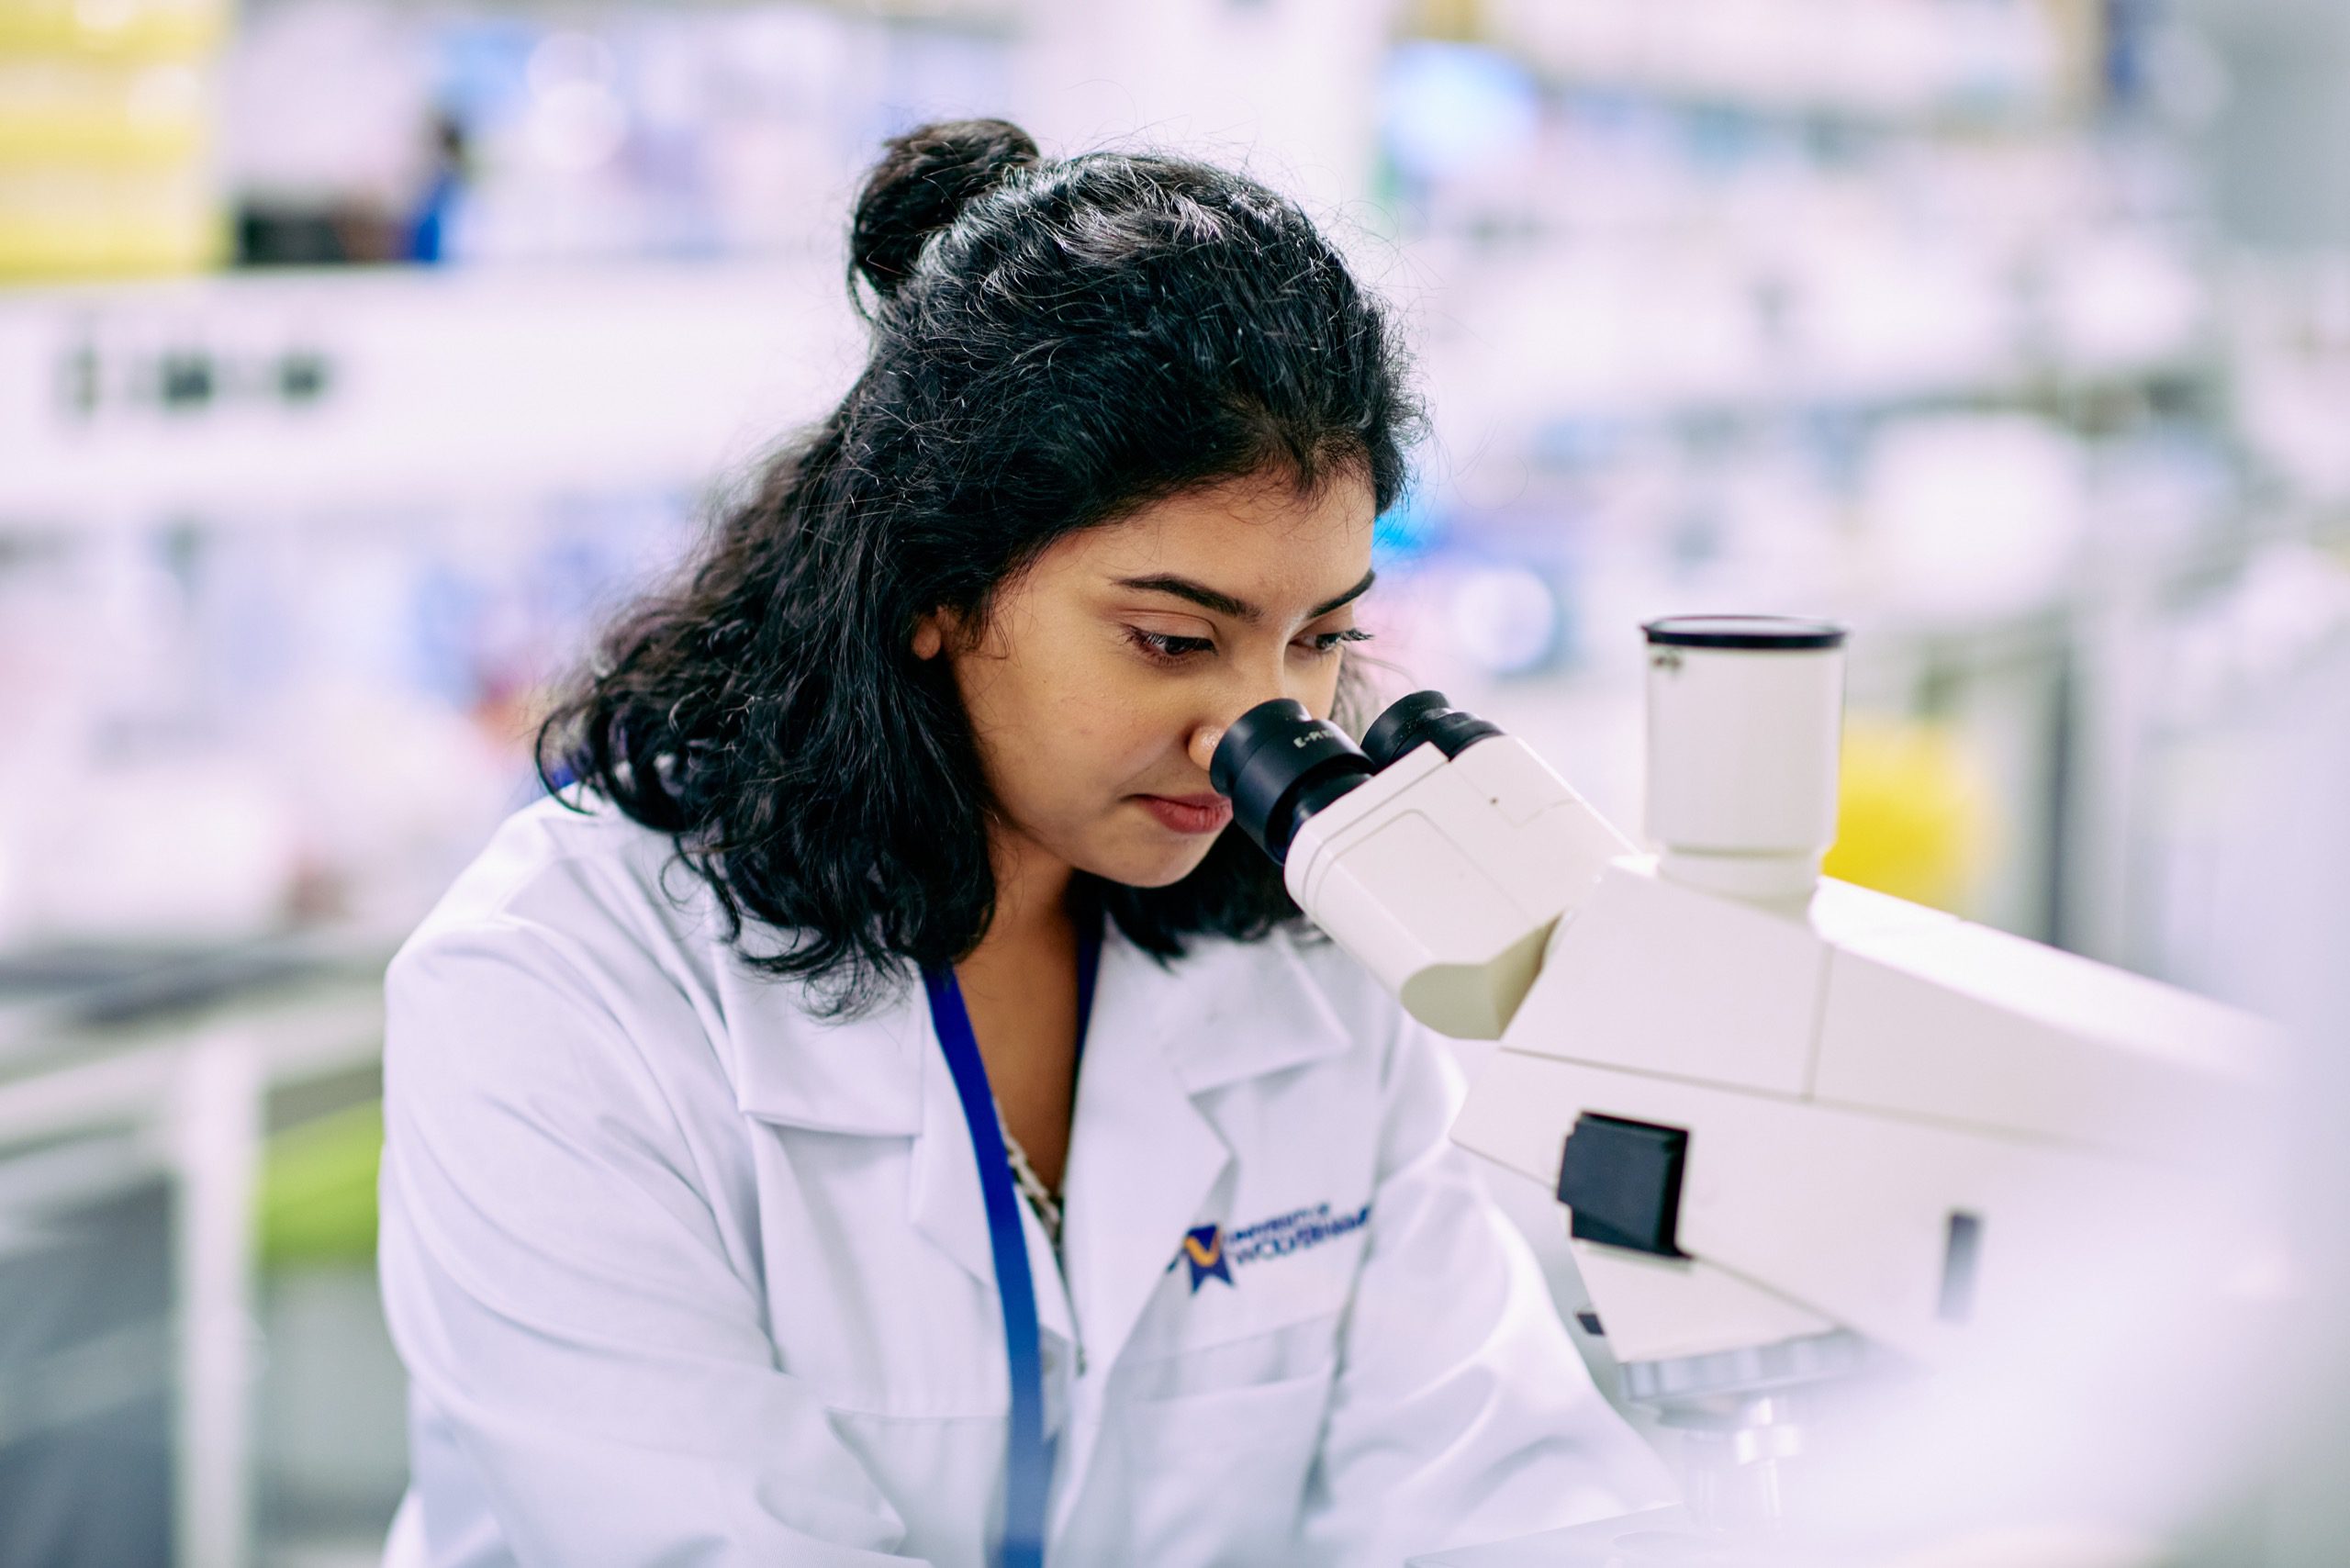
257, 1101, 384, 1271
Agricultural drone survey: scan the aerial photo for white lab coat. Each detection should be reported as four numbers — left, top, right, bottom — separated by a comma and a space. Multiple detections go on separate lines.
376, 791, 1671, 1568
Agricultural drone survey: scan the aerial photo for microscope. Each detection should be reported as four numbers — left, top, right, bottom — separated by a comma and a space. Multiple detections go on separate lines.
1210, 618, 2279, 1567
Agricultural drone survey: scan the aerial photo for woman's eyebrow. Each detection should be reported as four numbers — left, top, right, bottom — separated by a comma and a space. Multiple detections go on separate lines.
1113, 567, 1377, 624
1311, 568, 1378, 619
1114, 574, 1259, 622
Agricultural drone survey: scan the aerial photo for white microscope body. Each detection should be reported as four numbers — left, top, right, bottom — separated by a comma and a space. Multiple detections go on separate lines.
1210, 618, 2277, 1565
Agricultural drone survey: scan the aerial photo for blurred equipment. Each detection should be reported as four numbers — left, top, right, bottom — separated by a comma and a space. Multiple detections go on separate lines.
1213, 617, 2277, 1566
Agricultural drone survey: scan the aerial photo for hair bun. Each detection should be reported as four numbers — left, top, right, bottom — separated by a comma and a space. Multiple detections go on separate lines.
851, 118, 1039, 302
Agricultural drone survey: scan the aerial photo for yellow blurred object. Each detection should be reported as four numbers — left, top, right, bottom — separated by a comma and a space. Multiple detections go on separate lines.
0, 0, 229, 62
1413, 0, 1485, 42
0, 0, 225, 281
0, 62, 209, 165
0, 169, 223, 277
1823, 716, 1997, 915
2037, 0, 2112, 116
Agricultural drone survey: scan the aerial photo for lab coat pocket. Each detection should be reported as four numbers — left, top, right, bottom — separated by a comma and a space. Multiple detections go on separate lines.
1122, 1310, 1340, 1403
1116, 1367, 1335, 1568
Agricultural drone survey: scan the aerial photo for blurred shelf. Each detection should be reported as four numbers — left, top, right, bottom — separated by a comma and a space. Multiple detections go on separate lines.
1428, 0, 2103, 135
0, 256, 864, 532
1526, 360, 2214, 444
0, 923, 396, 1086
317, 0, 1021, 26
1497, 62, 2085, 142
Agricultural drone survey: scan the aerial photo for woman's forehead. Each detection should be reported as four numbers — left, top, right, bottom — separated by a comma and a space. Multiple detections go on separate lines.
1075, 474, 1376, 608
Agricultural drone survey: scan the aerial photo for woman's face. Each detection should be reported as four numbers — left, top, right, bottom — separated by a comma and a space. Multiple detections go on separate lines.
927, 471, 1378, 893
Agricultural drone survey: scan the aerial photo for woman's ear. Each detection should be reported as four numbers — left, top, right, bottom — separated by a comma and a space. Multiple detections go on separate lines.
911, 612, 946, 660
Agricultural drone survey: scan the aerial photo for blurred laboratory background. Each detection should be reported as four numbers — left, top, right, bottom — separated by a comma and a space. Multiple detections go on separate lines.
3, 0, 2346, 1563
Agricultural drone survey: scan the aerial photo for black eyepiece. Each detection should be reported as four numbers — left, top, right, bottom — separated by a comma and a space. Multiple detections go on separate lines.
1361, 690, 1502, 769
1209, 700, 1375, 864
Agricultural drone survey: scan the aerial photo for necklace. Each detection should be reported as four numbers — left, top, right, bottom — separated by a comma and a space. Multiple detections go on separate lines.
995, 1107, 1063, 1249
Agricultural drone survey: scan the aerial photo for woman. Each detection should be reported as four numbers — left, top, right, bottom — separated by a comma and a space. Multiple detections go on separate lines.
377, 119, 1670, 1568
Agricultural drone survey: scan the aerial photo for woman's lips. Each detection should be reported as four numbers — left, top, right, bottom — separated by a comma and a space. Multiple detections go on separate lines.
1134, 793, 1234, 835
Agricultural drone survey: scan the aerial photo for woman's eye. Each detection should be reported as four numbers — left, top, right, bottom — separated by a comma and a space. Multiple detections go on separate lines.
1128, 628, 1215, 663
1299, 627, 1373, 656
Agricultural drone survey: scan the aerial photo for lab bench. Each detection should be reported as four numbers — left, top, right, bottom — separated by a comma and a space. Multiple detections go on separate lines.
0, 932, 397, 1568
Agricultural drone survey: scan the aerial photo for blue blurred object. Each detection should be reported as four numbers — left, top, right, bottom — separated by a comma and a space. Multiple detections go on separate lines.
405, 559, 492, 710
405, 116, 470, 264
1530, 415, 1637, 475
431, 18, 541, 138
1444, 559, 1570, 678
2104, 0, 2164, 108
1381, 42, 1541, 182
1373, 488, 1449, 562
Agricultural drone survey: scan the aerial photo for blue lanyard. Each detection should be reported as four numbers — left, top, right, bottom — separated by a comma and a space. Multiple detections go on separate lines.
921, 923, 1100, 1568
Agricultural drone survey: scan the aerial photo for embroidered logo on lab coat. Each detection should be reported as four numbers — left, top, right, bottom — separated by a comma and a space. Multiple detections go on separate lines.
1169, 1203, 1371, 1292
1177, 1225, 1232, 1293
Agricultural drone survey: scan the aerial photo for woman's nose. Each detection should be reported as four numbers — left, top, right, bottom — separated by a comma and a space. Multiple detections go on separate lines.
1193, 648, 1344, 780
1190, 659, 1317, 777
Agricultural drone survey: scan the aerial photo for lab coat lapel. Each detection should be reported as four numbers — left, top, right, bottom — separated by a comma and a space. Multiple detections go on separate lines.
1059, 928, 1357, 1380
905, 990, 1080, 1352
1058, 931, 1234, 1388
1048, 928, 1356, 1539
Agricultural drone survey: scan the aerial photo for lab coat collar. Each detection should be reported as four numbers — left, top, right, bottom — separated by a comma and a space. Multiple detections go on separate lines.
724, 966, 1084, 1350
1145, 926, 1358, 1093
723, 970, 928, 1137
723, 924, 1355, 1133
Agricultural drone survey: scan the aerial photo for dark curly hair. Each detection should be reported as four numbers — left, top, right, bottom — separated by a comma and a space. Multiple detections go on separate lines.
537, 118, 1420, 1014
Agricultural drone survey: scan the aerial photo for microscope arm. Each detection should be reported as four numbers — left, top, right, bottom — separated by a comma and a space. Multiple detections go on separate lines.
1449, 860, 2273, 1369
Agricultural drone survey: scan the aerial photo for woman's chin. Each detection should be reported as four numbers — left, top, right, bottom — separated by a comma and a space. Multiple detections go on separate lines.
1081, 834, 1222, 891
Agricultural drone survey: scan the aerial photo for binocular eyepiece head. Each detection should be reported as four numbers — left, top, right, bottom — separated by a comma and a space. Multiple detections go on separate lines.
1360, 691, 1501, 769
1207, 701, 1372, 865
1209, 690, 1499, 864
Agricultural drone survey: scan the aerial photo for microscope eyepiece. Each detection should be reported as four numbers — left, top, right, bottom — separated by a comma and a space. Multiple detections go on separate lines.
1209, 700, 1375, 864
1361, 690, 1502, 769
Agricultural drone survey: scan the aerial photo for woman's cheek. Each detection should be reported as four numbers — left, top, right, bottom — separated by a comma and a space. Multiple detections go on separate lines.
1069, 650, 1171, 757
1091, 706, 1181, 798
